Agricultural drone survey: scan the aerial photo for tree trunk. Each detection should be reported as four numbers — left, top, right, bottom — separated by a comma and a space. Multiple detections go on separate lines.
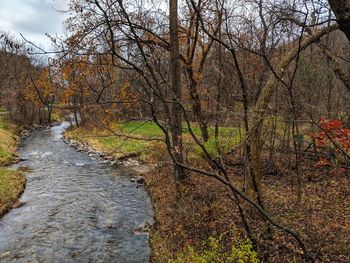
329, 0, 350, 41
169, 0, 186, 181
188, 77, 209, 142
48, 106, 52, 125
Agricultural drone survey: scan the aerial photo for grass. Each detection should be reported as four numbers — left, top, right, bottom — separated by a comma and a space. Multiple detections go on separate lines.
184, 126, 243, 158
66, 121, 244, 161
118, 121, 164, 138
51, 111, 63, 123
0, 116, 18, 166
65, 124, 156, 160
0, 116, 25, 217
0, 168, 26, 216
120, 121, 244, 159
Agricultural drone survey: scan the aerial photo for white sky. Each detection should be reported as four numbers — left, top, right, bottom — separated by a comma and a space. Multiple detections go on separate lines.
0, 0, 68, 51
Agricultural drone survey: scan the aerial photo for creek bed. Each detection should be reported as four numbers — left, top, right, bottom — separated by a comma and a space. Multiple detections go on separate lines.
0, 122, 153, 263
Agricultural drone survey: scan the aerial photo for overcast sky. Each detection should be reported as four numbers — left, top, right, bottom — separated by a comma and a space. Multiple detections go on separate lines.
0, 0, 68, 51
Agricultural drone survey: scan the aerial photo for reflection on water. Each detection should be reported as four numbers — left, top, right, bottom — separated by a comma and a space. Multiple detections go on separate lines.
0, 122, 153, 263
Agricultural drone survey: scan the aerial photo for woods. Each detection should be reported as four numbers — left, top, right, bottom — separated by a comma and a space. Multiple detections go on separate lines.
1, 0, 350, 262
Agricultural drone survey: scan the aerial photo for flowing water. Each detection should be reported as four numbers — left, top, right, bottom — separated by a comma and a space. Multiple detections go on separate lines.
0, 122, 153, 262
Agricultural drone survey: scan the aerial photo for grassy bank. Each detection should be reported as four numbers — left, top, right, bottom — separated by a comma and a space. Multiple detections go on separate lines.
0, 168, 26, 216
65, 121, 243, 161
0, 115, 26, 217
0, 115, 18, 166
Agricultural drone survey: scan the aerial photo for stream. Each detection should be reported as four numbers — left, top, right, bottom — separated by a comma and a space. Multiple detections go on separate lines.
0, 122, 154, 262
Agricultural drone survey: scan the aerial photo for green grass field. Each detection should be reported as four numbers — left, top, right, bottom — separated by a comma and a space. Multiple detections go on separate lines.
66, 121, 244, 161
119, 121, 243, 158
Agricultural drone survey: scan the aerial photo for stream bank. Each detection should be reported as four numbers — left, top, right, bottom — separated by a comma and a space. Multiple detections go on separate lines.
0, 115, 26, 218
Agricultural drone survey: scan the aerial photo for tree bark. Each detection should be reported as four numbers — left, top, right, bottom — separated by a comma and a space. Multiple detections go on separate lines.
188, 76, 209, 142
329, 0, 350, 41
169, 0, 186, 181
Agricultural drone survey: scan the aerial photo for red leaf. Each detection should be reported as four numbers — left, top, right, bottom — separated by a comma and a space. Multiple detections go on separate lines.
315, 158, 333, 167
343, 129, 350, 136
330, 167, 346, 176
320, 119, 342, 130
